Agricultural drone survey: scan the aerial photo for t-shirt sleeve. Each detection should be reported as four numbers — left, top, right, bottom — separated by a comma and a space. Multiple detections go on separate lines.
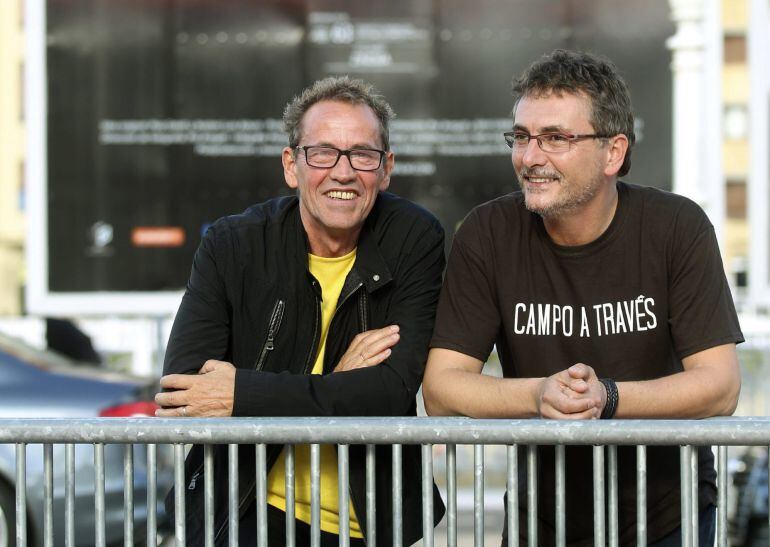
430, 209, 501, 362
668, 203, 744, 359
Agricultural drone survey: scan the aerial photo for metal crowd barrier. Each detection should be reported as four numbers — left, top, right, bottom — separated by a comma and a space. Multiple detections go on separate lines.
1, 416, 770, 547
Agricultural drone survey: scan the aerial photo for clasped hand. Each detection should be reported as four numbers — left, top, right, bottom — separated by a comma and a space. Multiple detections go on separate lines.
536, 363, 607, 420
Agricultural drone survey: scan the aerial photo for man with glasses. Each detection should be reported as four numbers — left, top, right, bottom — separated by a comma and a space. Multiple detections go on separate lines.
423, 49, 742, 545
155, 76, 445, 546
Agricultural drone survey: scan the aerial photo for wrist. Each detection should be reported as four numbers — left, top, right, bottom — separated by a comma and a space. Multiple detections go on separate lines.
599, 378, 619, 419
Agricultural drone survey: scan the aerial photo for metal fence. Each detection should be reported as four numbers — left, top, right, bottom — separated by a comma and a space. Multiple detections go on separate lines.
1, 416, 769, 547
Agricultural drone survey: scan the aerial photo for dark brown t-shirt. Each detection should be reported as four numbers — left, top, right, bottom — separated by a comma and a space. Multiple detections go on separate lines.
431, 182, 744, 546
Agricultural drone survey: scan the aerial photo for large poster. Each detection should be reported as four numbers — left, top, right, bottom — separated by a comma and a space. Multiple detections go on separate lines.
30, 0, 675, 313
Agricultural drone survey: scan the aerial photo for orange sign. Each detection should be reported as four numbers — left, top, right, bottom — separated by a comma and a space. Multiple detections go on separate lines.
131, 227, 186, 248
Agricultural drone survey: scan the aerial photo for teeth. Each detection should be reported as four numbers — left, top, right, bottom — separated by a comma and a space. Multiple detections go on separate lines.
527, 177, 554, 183
328, 191, 356, 200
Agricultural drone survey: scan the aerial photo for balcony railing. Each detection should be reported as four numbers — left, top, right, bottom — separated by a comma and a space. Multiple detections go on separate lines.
1, 416, 769, 547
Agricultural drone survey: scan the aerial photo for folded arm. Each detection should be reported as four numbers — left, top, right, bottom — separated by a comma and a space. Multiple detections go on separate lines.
422, 348, 601, 419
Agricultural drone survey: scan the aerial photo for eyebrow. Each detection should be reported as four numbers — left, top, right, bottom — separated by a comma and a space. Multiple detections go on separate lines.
305, 142, 381, 150
512, 123, 568, 133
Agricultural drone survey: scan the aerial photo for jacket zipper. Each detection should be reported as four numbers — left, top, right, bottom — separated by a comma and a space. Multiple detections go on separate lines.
254, 299, 285, 371
302, 291, 322, 374
218, 285, 370, 542
215, 300, 287, 541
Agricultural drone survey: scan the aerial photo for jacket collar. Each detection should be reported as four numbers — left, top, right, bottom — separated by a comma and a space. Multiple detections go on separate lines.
291, 194, 393, 294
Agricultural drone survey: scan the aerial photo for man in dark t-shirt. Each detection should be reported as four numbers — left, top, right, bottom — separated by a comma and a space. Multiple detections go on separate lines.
423, 49, 743, 546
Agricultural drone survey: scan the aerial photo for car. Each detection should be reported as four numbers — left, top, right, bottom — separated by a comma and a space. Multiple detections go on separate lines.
0, 331, 172, 547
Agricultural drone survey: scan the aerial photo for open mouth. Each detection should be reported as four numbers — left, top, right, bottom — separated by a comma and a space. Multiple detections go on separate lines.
326, 190, 357, 200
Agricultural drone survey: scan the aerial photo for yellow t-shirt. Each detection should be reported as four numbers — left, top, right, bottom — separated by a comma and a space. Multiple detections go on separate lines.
266, 248, 362, 537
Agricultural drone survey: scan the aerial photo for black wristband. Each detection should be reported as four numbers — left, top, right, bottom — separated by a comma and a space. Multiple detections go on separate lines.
599, 378, 618, 419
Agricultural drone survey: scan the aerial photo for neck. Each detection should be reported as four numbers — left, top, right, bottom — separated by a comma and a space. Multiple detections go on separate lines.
542, 182, 619, 246
304, 226, 360, 258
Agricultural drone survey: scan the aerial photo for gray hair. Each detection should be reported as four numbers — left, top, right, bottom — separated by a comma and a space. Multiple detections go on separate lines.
512, 49, 636, 177
283, 76, 395, 150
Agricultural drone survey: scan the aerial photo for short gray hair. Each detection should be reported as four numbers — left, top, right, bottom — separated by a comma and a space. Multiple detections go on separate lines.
283, 76, 396, 150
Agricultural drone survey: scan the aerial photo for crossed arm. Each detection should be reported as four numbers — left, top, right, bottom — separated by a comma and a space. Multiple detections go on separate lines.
422, 343, 741, 420
155, 325, 401, 417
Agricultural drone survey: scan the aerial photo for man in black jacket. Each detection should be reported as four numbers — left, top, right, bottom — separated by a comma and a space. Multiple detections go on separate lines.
155, 77, 445, 545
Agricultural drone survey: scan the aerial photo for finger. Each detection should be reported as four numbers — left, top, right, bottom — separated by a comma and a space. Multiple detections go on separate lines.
360, 333, 400, 359
548, 392, 599, 415
349, 325, 400, 352
353, 348, 392, 370
567, 363, 591, 379
159, 374, 196, 390
565, 378, 589, 394
154, 391, 184, 408
199, 360, 226, 374
154, 405, 188, 418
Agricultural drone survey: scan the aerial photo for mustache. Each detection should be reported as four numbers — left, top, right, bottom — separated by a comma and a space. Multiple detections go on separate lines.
519, 167, 562, 179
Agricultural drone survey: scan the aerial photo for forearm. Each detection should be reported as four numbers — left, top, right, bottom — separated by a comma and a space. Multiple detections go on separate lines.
423, 367, 543, 418
616, 365, 740, 419
233, 365, 416, 417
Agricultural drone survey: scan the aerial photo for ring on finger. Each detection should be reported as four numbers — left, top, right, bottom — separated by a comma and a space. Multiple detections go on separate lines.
181, 406, 187, 417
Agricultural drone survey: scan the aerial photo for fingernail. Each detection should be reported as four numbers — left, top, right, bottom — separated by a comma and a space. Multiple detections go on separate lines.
391, 325, 399, 332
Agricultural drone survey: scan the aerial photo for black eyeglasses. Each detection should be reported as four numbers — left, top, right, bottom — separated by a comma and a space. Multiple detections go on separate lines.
296, 145, 386, 171
503, 131, 609, 153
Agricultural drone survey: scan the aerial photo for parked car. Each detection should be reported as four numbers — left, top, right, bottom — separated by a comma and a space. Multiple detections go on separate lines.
0, 332, 172, 547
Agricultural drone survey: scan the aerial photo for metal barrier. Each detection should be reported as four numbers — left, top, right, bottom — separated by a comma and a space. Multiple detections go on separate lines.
1, 416, 770, 547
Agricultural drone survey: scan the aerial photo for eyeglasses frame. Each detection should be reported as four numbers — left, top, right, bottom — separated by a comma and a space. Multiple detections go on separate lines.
295, 145, 386, 172
503, 131, 611, 153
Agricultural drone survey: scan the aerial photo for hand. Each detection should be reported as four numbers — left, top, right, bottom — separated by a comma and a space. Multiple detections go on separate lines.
334, 325, 400, 372
536, 363, 604, 420
154, 360, 236, 417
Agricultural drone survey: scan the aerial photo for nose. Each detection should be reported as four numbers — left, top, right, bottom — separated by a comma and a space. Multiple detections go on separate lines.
330, 153, 357, 181
519, 137, 547, 168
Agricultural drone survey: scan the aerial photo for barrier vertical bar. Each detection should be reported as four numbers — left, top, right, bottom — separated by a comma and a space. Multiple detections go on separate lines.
256, 443, 267, 547
95, 443, 106, 547
147, 444, 157, 547
421, 444, 434, 547
43, 443, 53, 547
392, 443, 403, 547
338, 444, 350, 547
65, 443, 75, 547
636, 445, 646, 547
285, 445, 295, 547
690, 447, 698, 546
608, 445, 618, 547
474, 444, 484, 547
507, 445, 518, 547
593, 445, 605, 547
555, 445, 565, 547
174, 443, 186, 546
311, 443, 321, 547
447, 444, 457, 547
204, 444, 214, 547
228, 444, 239, 547
366, 444, 377, 547
680, 445, 693, 547
15, 443, 26, 547
717, 445, 727, 547
527, 445, 537, 547
123, 444, 134, 547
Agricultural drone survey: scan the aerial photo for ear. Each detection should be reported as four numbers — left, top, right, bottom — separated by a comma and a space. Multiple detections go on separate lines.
603, 135, 629, 177
378, 151, 395, 191
282, 147, 299, 189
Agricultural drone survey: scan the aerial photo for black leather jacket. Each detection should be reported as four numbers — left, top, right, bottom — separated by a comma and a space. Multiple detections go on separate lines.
163, 192, 446, 545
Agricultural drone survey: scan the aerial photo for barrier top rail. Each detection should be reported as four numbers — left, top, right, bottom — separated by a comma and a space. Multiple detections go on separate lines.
0, 416, 768, 445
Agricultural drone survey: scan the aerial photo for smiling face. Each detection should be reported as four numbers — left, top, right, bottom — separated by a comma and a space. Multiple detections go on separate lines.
282, 100, 394, 257
512, 92, 611, 219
